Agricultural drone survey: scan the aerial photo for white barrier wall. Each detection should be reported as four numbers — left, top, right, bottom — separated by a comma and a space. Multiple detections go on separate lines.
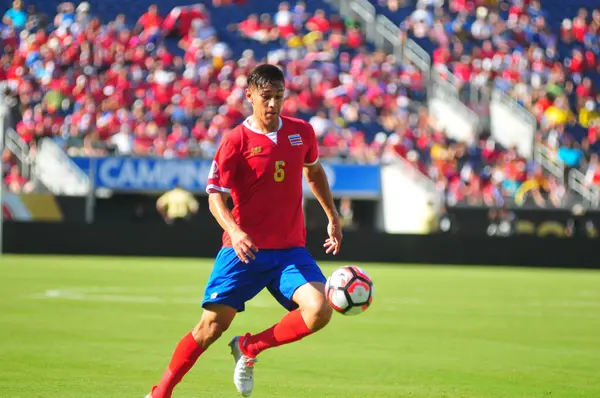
429, 97, 478, 144
34, 139, 91, 196
378, 163, 439, 234
490, 94, 536, 158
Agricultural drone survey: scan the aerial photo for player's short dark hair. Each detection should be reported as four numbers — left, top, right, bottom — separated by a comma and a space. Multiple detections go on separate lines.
247, 64, 285, 90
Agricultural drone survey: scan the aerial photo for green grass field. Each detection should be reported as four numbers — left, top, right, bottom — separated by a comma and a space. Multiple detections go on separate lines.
1, 255, 599, 398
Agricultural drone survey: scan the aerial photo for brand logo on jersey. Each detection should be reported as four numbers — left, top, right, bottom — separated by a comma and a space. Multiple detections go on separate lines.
208, 161, 219, 179
288, 134, 303, 146
250, 146, 262, 155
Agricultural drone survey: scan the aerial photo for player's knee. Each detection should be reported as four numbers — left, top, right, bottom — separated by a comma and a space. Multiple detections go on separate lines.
316, 301, 333, 327
192, 319, 229, 348
302, 300, 332, 331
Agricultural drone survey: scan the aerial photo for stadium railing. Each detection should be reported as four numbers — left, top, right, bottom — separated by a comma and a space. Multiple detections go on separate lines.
429, 72, 480, 143
335, 0, 377, 43
534, 143, 565, 182
569, 168, 600, 208
2, 127, 30, 180
374, 13, 404, 62
326, 0, 481, 142
534, 143, 600, 208
404, 33, 430, 73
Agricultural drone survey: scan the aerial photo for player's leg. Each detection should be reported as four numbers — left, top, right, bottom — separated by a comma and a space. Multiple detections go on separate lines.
149, 248, 268, 398
291, 280, 332, 331
238, 248, 332, 358
149, 304, 236, 398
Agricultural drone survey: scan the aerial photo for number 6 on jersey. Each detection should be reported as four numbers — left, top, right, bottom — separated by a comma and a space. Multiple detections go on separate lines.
274, 160, 286, 182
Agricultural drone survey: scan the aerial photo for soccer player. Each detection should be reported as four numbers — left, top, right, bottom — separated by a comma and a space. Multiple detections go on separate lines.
146, 64, 342, 398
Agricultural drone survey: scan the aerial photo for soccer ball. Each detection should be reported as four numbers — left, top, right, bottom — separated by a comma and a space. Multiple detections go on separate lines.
325, 266, 373, 316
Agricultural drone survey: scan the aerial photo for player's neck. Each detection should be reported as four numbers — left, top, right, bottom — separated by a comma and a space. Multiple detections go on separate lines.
248, 115, 280, 134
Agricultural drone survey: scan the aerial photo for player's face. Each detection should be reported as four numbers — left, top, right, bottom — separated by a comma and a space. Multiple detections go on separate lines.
246, 82, 285, 130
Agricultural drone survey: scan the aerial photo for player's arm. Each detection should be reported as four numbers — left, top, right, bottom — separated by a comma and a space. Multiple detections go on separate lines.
208, 192, 257, 264
303, 162, 338, 221
302, 122, 342, 254
304, 161, 342, 255
206, 138, 258, 263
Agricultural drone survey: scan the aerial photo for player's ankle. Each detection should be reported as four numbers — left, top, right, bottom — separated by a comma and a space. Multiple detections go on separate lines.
239, 333, 257, 357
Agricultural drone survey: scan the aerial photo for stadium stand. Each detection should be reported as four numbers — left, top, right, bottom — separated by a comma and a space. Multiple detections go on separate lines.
1, 0, 599, 209
365, 0, 600, 206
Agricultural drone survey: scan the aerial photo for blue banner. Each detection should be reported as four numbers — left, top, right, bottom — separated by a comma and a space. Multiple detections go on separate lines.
71, 157, 381, 198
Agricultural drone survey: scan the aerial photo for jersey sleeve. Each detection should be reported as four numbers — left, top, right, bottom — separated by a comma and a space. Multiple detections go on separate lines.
304, 122, 319, 166
206, 138, 239, 194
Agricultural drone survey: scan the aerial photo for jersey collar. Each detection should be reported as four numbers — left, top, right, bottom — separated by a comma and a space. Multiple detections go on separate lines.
243, 116, 283, 135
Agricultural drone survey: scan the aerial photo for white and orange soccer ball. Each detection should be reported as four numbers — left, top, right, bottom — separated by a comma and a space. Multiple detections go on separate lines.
325, 266, 374, 316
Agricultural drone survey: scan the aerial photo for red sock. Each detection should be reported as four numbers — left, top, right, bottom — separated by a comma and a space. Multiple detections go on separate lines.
242, 310, 312, 358
151, 332, 205, 398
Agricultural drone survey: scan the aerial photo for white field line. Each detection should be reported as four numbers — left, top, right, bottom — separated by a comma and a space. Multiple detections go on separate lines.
21, 289, 599, 319
23, 288, 277, 307
22, 287, 421, 308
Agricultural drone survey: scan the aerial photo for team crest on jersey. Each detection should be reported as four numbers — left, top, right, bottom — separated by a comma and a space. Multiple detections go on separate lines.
250, 146, 262, 155
288, 134, 303, 146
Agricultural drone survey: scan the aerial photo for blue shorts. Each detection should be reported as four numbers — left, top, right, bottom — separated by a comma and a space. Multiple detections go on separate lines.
202, 247, 326, 312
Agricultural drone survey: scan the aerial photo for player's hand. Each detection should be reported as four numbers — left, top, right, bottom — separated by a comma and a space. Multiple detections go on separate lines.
230, 229, 258, 264
324, 216, 343, 255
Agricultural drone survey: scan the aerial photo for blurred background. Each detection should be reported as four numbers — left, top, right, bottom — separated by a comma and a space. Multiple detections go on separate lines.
1, 0, 600, 244
2, 3, 600, 395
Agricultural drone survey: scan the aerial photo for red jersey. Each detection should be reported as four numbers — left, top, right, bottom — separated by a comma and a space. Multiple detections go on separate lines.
206, 116, 319, 249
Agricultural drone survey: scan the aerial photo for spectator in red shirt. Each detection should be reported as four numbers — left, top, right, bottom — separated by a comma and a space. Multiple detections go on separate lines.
450, 0, 472, 14
274, 2, 296, 39
4, 165, 31, 194
346, 26, 363, 49
572, 15, 587, 43
306, 9, 330, 33
163, 4, 209, 37
433, 46, 450, 66
576, 77, 595, 110
137, 4, 163, 31
453, 56, 472, 82
191, 119, 209, 141
258, 14, 278, 41
2, 27, 18, 52
237, 14, 262, 40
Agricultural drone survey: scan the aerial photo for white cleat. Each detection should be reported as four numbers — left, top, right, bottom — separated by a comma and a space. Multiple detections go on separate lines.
229, 335, 257, 397
144, 395, 152, 398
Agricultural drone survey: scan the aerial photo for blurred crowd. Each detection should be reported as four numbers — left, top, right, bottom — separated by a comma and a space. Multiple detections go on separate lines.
388, 0, 600, 203
0, 0, 598, 208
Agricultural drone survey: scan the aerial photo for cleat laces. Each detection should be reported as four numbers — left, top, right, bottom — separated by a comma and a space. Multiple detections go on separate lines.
239, 356, 258, 380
